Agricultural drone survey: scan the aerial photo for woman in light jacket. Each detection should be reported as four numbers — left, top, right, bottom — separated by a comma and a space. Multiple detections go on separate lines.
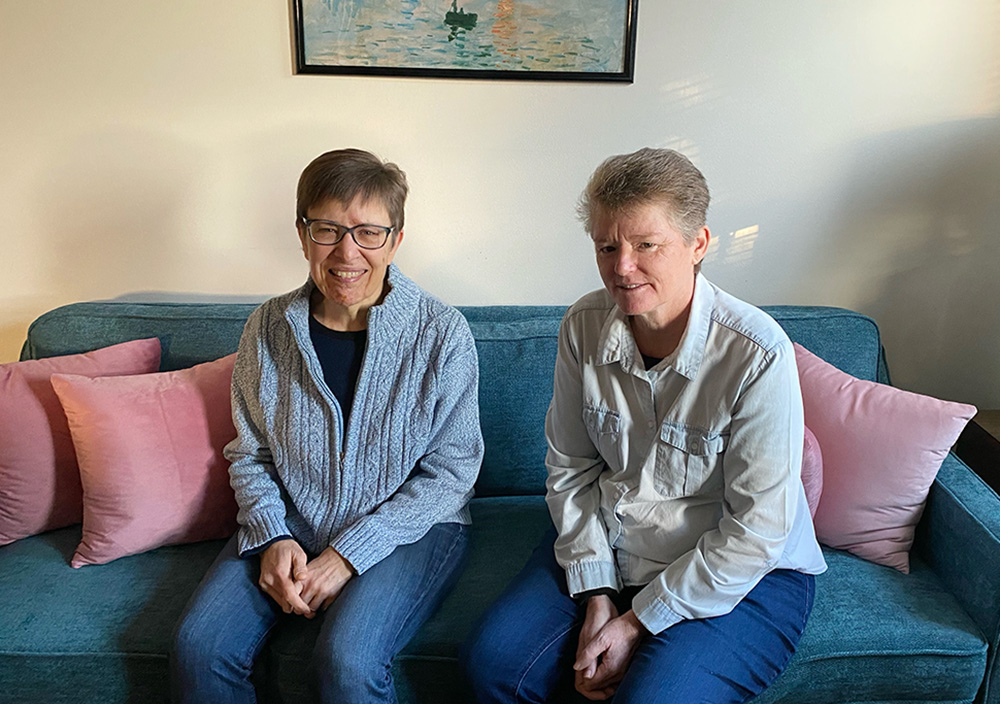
463, 148, 825, 703
173, 148, 483, 704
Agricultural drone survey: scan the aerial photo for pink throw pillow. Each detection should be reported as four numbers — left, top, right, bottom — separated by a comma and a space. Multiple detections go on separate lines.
0, 339, 161, 545
794, 343, 976, 573
50, 354, 238, 567
801, 426, 823, 518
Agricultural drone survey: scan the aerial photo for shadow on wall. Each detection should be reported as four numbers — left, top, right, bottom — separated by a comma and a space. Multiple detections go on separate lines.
828, 117, 1000, 408
2, 320, 32, 361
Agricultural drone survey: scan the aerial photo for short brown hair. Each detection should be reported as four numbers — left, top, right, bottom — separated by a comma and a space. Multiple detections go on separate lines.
578, 147, 710, 244
297, 149, 409, 230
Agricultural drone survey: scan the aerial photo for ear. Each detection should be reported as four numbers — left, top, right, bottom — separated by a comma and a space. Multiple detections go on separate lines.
296, 219, 309, 260
692, 226, 710, 265
389, 228, 405, 255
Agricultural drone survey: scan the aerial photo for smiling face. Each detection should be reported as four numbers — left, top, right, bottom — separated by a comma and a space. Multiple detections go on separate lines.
592, 202, 709, 333
298, 195, 403, 329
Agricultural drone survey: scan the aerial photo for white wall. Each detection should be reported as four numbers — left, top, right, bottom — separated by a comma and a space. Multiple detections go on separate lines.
2, 0, 998, 406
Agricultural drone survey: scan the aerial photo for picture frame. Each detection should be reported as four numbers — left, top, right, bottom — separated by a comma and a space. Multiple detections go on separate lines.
292, 1, 638, 82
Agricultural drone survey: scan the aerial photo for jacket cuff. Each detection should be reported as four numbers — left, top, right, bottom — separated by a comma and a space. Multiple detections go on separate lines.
631, 582, 685, 635
564, 560, 621, 598
237, 511, 290, 556
330, 518, 388, 575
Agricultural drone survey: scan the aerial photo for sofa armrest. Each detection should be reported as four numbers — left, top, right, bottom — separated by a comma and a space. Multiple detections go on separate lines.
916, 453, 1000, 704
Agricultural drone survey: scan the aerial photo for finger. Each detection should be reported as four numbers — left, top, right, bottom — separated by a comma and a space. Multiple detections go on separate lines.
306, 591, 326, 612
574, 639, 606, 671
587, 660, 627, 692
260, 583, 290, 614
281, 584, 313, 616
573, 651, 596, 673
291, 549, 308, 582
321, 594, 336, 611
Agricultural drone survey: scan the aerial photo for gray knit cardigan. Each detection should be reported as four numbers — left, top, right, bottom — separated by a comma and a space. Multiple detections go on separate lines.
224, 265, 484, 574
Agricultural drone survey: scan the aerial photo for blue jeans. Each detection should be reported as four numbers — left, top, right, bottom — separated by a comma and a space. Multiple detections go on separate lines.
172, 522, 469, 704
462, 531, 814, 704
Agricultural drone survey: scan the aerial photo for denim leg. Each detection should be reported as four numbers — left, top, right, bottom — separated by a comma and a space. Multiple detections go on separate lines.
462, 530, 589, 704
311, 522, 470, 704
613, 569, 816, 704
171, 534, 281, 704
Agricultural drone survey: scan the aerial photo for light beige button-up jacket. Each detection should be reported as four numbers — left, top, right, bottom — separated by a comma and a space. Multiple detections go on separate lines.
545, 274, 826, 634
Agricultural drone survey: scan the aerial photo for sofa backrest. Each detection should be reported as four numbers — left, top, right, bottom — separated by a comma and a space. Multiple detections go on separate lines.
22, 300, 886, 498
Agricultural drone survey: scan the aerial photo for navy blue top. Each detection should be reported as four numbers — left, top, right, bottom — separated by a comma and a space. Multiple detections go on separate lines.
641, 353, 663, 370
309, 315, 367, 428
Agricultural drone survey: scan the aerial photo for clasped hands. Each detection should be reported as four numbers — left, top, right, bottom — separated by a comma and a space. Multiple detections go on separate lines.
573, 595, 648, 700
259, 539, 354, 618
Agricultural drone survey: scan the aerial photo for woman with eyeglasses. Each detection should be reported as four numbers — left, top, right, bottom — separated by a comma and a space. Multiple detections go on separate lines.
172, 148, 483, 704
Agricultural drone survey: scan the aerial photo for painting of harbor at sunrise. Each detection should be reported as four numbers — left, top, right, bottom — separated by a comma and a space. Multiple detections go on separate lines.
293, 0, 637, 81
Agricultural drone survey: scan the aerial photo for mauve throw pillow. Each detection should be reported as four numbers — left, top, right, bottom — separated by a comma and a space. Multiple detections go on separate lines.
801, 426, 823, 518
0, 338, 161, 545
50, 354, 238, 567
793, 343, 976, 573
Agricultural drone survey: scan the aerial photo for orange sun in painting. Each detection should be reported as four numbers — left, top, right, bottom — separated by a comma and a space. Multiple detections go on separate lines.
492, 0, 518, 61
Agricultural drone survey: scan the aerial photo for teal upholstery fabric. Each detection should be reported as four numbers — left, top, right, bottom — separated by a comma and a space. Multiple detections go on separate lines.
754, 548, 985, 704
20, 302, 257, 372
917, 455, 1000, 704
2, 300, 993, 703
0, 526, 225, 703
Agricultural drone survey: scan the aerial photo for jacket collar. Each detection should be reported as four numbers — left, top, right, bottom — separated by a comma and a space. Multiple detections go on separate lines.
284, 263, 419, 343
596, 273, 715, 381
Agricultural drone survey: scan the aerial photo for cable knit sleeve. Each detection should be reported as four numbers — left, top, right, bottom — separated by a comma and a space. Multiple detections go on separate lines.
224, 306, 292, 556
330, 313, 483, 574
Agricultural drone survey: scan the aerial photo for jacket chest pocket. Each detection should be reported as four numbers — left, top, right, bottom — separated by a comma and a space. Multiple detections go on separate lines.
654, 423, 727, 498
582, 406, 622, 471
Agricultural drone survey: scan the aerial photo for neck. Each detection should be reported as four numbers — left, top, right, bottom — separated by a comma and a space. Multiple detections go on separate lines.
630, 302, 691, 359
630, 274, 697, 358
310, 290, 373, 332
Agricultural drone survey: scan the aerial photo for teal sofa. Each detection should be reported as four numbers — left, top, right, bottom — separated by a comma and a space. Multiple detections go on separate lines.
1, 300, 998, 703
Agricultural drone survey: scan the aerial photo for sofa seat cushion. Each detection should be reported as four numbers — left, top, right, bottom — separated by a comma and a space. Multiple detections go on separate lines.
0, 527, 226, 704
753, 548, 987, 704
0, 505, 987, 704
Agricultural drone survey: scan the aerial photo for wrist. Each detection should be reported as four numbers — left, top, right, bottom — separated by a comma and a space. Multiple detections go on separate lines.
322, 547, 356, 576
621, 609, 648, 637
338, 548, 357, 575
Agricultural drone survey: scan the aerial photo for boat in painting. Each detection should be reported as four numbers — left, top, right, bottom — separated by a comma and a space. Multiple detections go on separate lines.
444, 0, 477, 30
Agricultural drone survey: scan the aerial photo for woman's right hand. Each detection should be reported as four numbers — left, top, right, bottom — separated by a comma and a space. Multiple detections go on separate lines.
259, 539, 314, 617
575, 594, 619, 699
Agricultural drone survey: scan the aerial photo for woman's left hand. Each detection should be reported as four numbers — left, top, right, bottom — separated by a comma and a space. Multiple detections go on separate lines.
295, 547, 355, 612
573, 610, 648, 700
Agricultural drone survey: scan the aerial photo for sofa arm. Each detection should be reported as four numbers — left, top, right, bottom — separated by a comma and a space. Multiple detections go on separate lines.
916, 453, 1000, 704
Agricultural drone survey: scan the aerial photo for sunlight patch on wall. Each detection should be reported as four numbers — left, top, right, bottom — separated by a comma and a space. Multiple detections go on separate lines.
659, 73, 719, 111
724, 224, 759, 266
656, 136, 700, 162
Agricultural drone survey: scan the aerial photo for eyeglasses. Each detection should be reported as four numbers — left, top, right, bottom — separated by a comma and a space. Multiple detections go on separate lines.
300, 218, 395, 250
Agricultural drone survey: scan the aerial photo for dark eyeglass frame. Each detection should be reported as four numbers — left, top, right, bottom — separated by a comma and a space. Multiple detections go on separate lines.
300, 218, 395, 250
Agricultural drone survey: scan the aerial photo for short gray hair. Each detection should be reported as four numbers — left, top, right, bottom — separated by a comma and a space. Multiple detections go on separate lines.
578, 148, 710, 244
297, 148, 409, 231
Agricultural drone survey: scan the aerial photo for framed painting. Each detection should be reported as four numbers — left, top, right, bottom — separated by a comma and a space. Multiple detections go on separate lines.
292, 0, 638, 82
